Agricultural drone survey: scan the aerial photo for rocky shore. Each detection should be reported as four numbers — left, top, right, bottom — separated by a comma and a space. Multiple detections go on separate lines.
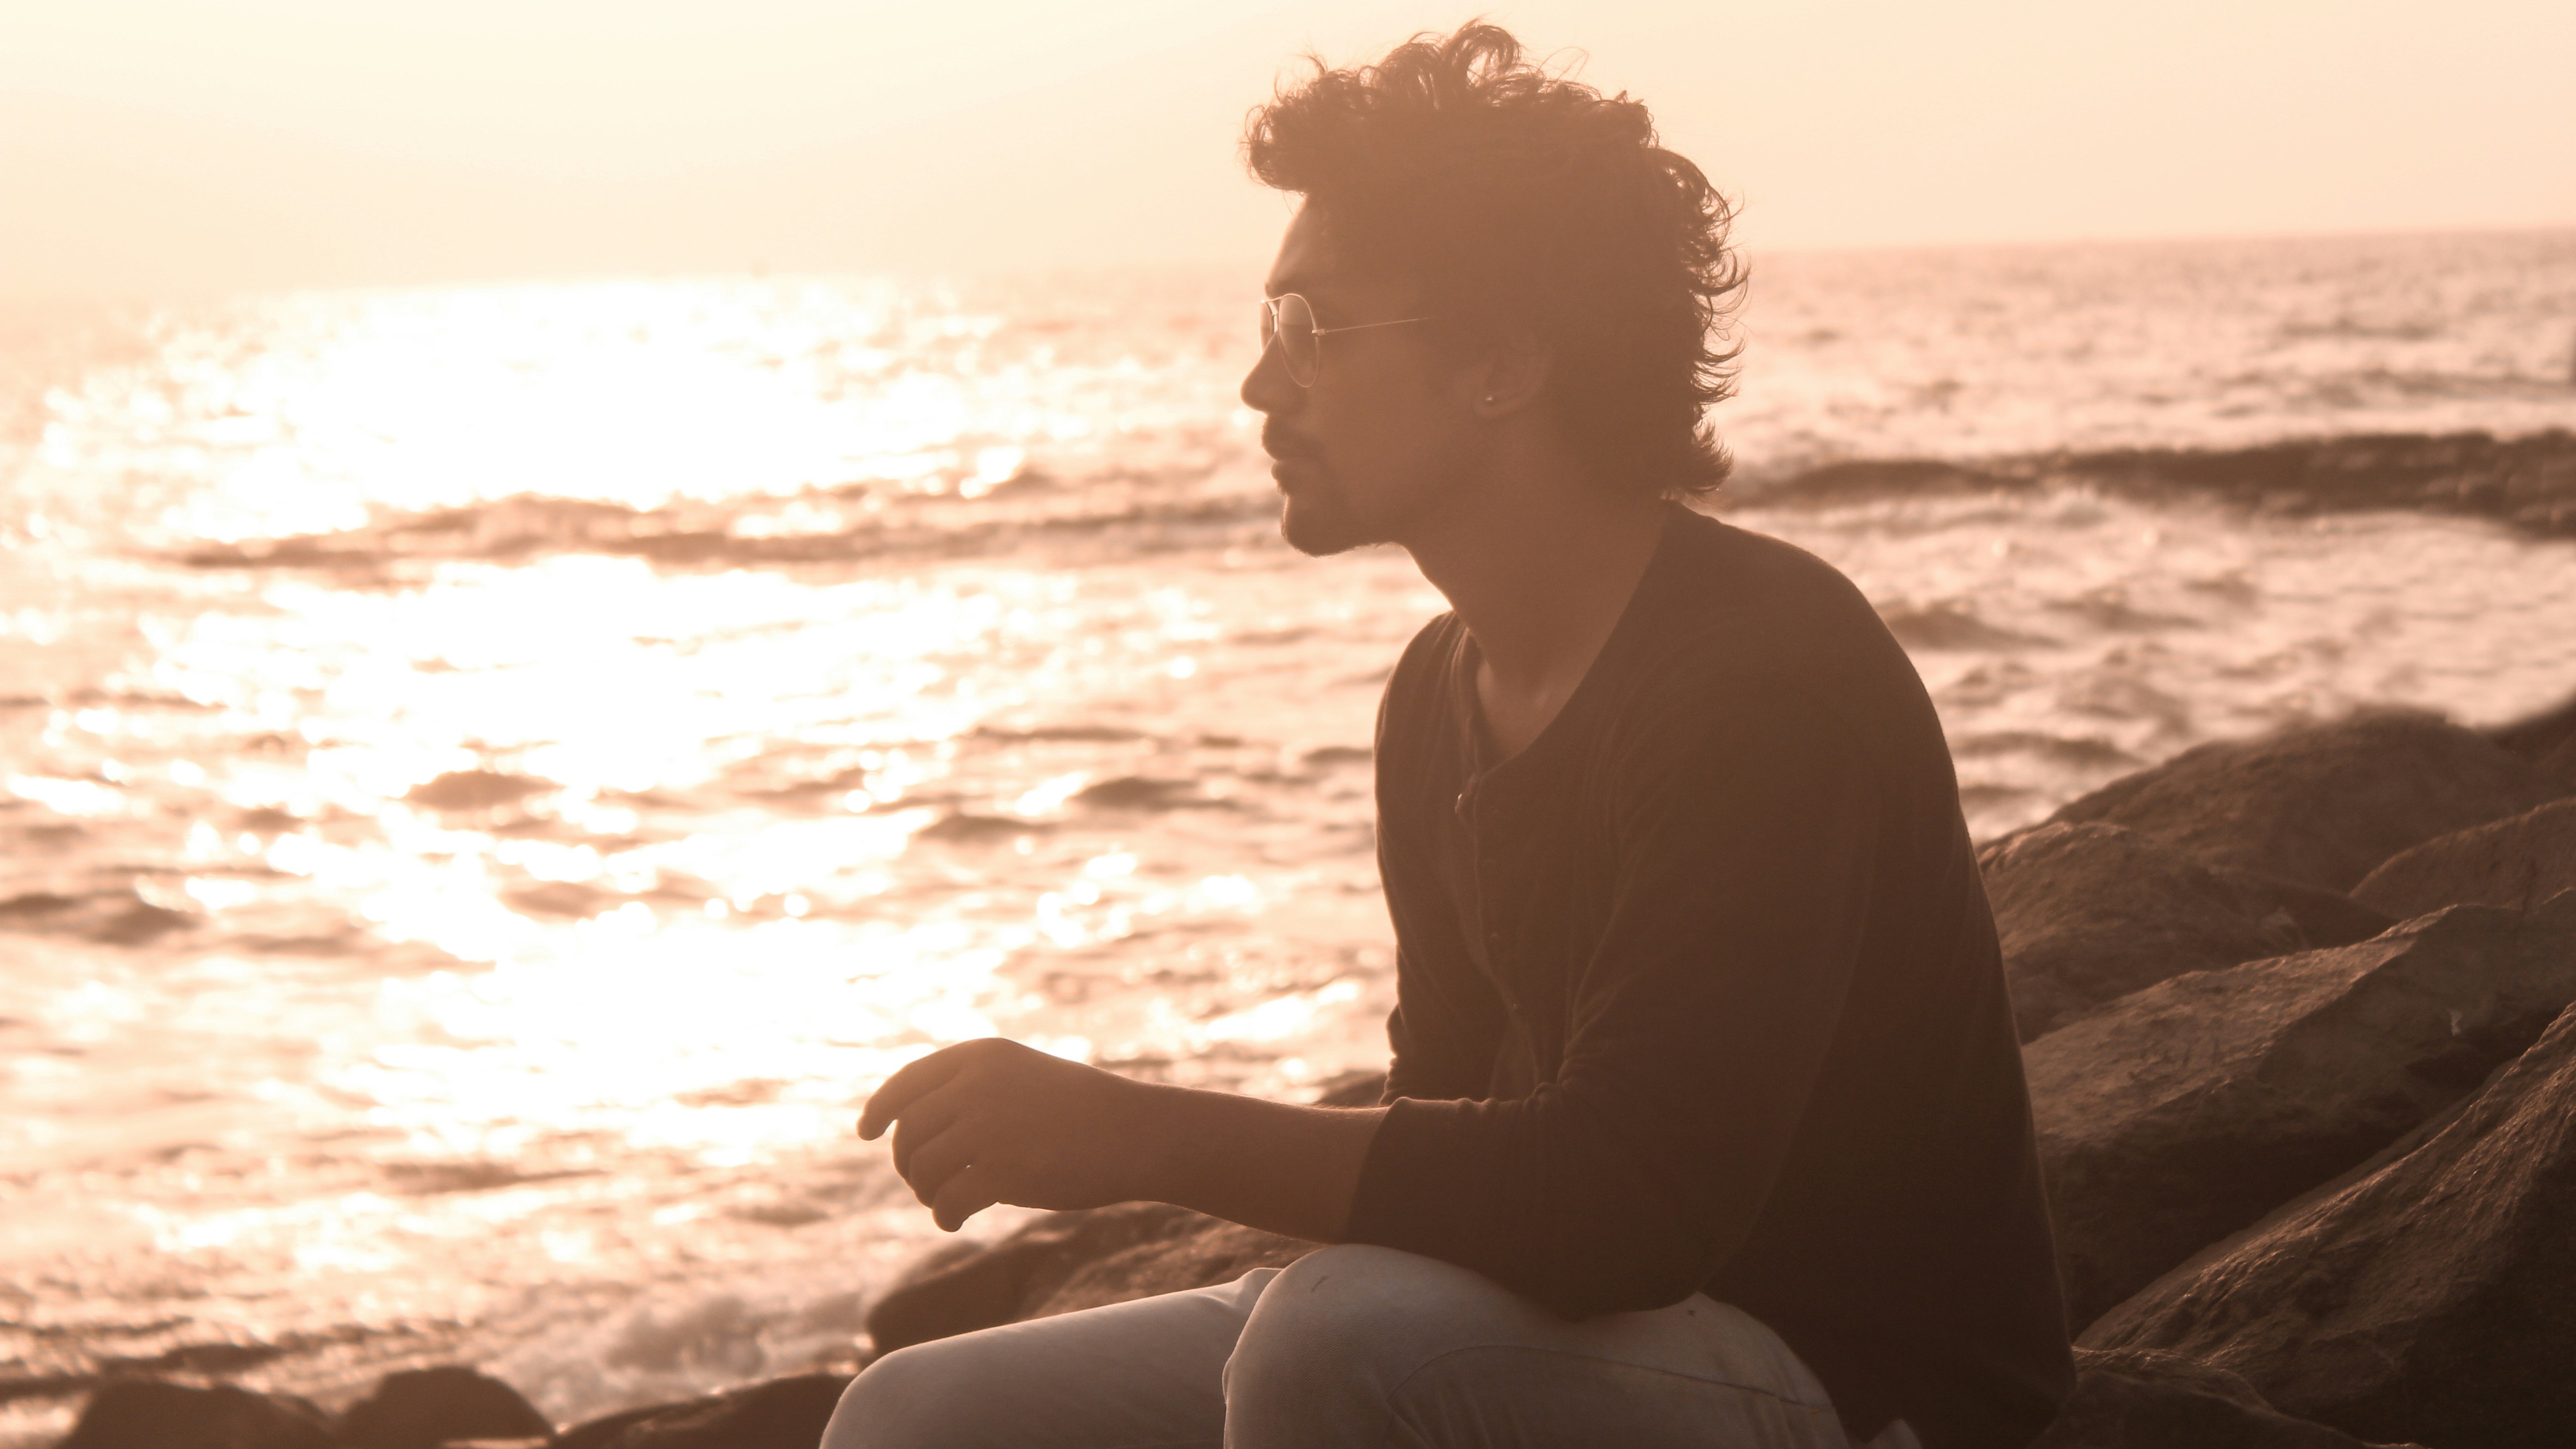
52, 688, 2576, 1449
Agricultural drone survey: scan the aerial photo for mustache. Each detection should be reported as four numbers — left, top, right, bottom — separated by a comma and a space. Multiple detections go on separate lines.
1261, 421, 1321, 461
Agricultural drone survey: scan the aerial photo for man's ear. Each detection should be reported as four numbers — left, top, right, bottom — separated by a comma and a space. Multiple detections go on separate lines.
1471, 329, 1551, 418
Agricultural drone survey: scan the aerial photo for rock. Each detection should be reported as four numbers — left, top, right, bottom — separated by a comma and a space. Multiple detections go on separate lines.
2351, 798, 2576, 920
856, 1234, 1045, 1355
2490, 688, 2576, 788
335, 1366, 552, 1449
2082, 991, 2576, 1449
2029, 1349, 2423, 1448
2026, 892, 2576, 1329
864, 1202, 1316, 1355
60, 1380, 333, 1449
2043, 710, 2569, 892
555, 1372, 849, 1449
1980, 822, 2390, 1041
552, 1403, 671, 1449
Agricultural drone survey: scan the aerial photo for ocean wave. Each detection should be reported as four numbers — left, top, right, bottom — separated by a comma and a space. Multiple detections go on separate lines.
1747, 429, 2576, 536
0, 888, 197, 945
1877, 602, 2060, 652
166, 429, 2576, 578
171, 457, 1281, 572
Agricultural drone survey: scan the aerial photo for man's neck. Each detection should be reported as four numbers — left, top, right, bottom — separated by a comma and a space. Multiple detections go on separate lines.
1402, 457, 1672, 759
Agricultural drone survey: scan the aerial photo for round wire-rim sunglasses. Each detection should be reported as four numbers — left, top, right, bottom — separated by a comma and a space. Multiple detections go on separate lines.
1259, 293, 1437, 388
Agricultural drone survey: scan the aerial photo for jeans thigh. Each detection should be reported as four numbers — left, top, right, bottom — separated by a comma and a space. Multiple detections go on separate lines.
1225, 1246, 1854, 1449
1387, 1344, 1850, 1449
823, 1268, 1276, 1449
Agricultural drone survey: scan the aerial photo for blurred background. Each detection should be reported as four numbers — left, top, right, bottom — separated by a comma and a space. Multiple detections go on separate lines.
2, 1, 2573, 1442
5, 0, 2573, 294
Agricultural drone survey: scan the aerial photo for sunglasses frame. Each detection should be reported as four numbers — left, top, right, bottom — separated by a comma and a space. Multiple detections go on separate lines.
1260, 293, 1439, 388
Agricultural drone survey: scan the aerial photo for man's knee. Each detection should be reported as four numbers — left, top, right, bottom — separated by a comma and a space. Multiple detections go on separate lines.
821, 1337, 991, 1449
1225, 1244, 1510, 1410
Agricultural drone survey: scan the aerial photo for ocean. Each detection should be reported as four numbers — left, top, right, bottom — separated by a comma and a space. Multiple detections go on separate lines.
2, 229, 2573, 1441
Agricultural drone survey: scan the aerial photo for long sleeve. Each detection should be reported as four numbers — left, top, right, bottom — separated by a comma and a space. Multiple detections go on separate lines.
1342, 514, 2069, 1449
1347, 662, 1882, 1317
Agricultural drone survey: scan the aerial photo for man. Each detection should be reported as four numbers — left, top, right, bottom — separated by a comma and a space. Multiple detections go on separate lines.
824, 23, 2071, 1449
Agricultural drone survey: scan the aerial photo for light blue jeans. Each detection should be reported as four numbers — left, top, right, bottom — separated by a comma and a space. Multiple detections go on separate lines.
823, 1243, 1920, 1449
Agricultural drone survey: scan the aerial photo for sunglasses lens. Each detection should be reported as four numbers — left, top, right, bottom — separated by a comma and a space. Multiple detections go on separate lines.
1262, 294, 1319, 386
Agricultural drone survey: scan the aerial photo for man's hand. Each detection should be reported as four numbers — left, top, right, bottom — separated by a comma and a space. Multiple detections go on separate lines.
859, 1038, 1158, 1231
860, 1035, 1387, 1240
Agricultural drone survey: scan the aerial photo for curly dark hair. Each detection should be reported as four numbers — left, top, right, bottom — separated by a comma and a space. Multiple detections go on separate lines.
1244, 21, 1747, 499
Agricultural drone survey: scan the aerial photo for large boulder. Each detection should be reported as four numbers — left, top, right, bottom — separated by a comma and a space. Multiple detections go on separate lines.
863, 1202, 1314, 1355
2489, 688, 2576, 788
2027, 892, 2576, 1329
555, 1372, 850, 1449
2350, 798, 2576, 920
1981, 822, 2389, 1041
2082, 989, 2576, 1449
2043, 710, 2569, 892
334, 1366, 552, 1449
59, 1380, 333, 1449
2029, 1349, 2422, 1449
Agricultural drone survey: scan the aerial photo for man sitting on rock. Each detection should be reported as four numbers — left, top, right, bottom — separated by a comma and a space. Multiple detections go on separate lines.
825, 23, 2072, 1449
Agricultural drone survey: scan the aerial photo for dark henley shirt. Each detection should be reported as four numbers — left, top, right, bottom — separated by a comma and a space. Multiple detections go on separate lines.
1346, 505, 2074, 1449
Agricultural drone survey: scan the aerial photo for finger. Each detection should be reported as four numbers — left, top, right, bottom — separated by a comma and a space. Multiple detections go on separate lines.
932, 1161, 1003, 1233
859, 1045, 974, 1139
890, 1094, 962, 1180
903, 1123, 980, 1207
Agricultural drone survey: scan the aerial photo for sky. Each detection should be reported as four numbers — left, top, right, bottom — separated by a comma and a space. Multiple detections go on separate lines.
2, 0, 2571, 302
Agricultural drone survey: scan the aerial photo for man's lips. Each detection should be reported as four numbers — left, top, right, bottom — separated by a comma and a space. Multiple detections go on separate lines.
1268, 455, 1318, 490
1261, 424, 1320, 467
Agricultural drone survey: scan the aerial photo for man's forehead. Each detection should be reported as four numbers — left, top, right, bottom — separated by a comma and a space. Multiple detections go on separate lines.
1262, 205, 1338, 297
1263, 204, 1397, 301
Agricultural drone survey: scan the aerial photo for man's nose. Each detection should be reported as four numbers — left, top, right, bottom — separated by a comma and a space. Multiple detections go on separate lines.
1240, 338, 1301, 417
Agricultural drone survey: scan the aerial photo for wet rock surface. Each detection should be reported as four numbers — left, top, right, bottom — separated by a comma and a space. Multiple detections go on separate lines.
1980, 821, 2388, 1041
59, 1380, 333, 1449
2489, 688, 2576, 787
2351, 798, 2576, 919
2030, 893, 2576, 1328
2084, 993, 2576, 1449
2029, 1349, 2423, 1449
335, 1366, 552, 1449
2042, 710, 2569, 891
555, 1372, 851, 1449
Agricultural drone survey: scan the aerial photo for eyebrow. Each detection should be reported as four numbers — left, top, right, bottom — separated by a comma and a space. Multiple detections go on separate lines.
1263, 271, 1333, 299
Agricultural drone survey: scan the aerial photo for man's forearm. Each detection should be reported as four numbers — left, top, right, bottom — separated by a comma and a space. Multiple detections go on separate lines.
1128, 1084, 1387, 1243
859, 1038, 1387, 1236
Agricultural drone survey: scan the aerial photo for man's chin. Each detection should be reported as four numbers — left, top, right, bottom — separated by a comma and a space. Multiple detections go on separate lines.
1276, 489, 1376, 559
1272, 492, 1370, 554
